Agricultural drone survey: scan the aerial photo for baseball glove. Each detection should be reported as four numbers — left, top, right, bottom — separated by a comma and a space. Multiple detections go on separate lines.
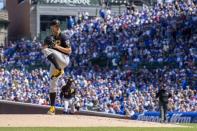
44, 36, 56, 48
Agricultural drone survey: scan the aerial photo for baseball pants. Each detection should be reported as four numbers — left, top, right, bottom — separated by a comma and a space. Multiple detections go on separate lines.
42, 48, 70, 93
64, 98, 75, 113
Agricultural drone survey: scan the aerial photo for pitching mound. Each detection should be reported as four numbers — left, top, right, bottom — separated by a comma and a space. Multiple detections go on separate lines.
0, 115, 183, 127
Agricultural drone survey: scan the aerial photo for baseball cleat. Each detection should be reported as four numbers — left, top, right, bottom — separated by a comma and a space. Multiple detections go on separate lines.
47, 106, 55, 115
63, 111, 69, 114
51, 69, 64, 79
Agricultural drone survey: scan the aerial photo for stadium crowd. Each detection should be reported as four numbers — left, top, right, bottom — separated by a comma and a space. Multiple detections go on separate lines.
0, 0, 197, 116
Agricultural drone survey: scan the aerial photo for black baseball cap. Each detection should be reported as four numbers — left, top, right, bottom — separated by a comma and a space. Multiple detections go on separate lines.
50, 19, 60, 26
68, 77, 74, 82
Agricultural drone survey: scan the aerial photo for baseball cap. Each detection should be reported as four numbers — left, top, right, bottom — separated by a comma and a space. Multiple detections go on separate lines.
50, 19, 60, 26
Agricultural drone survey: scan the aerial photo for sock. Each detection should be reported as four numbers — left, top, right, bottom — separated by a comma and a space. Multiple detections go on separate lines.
50, 92, 56, 106
47, 53, 61, 70
64, 100, 69, 112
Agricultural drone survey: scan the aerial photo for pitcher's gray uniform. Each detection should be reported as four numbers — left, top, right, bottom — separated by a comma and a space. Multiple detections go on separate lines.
42, 33, 70, 93
42, 19, 72, 115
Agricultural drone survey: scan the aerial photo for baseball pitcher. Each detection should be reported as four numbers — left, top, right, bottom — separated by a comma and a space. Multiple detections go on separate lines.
42, 19, 71, 115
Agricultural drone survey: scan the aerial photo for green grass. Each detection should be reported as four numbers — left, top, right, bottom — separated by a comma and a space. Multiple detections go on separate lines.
179, 123, 197, 128
0, 127, 196, 131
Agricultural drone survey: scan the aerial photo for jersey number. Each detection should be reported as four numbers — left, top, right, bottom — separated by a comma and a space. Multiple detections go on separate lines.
55, 40, 61, 46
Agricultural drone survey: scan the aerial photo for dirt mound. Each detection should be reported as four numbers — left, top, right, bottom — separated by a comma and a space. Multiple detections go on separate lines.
0, 115, 183, 127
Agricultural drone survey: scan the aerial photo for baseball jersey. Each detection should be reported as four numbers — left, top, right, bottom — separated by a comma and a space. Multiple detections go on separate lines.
53, 33, 71, 55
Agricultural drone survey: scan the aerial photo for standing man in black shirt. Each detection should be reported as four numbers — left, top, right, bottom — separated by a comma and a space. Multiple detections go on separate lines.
156, 86, 172, 123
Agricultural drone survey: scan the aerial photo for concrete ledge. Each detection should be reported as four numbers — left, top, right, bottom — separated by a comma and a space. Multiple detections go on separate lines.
0, 100, 63, 114
0, 100, 127, 119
